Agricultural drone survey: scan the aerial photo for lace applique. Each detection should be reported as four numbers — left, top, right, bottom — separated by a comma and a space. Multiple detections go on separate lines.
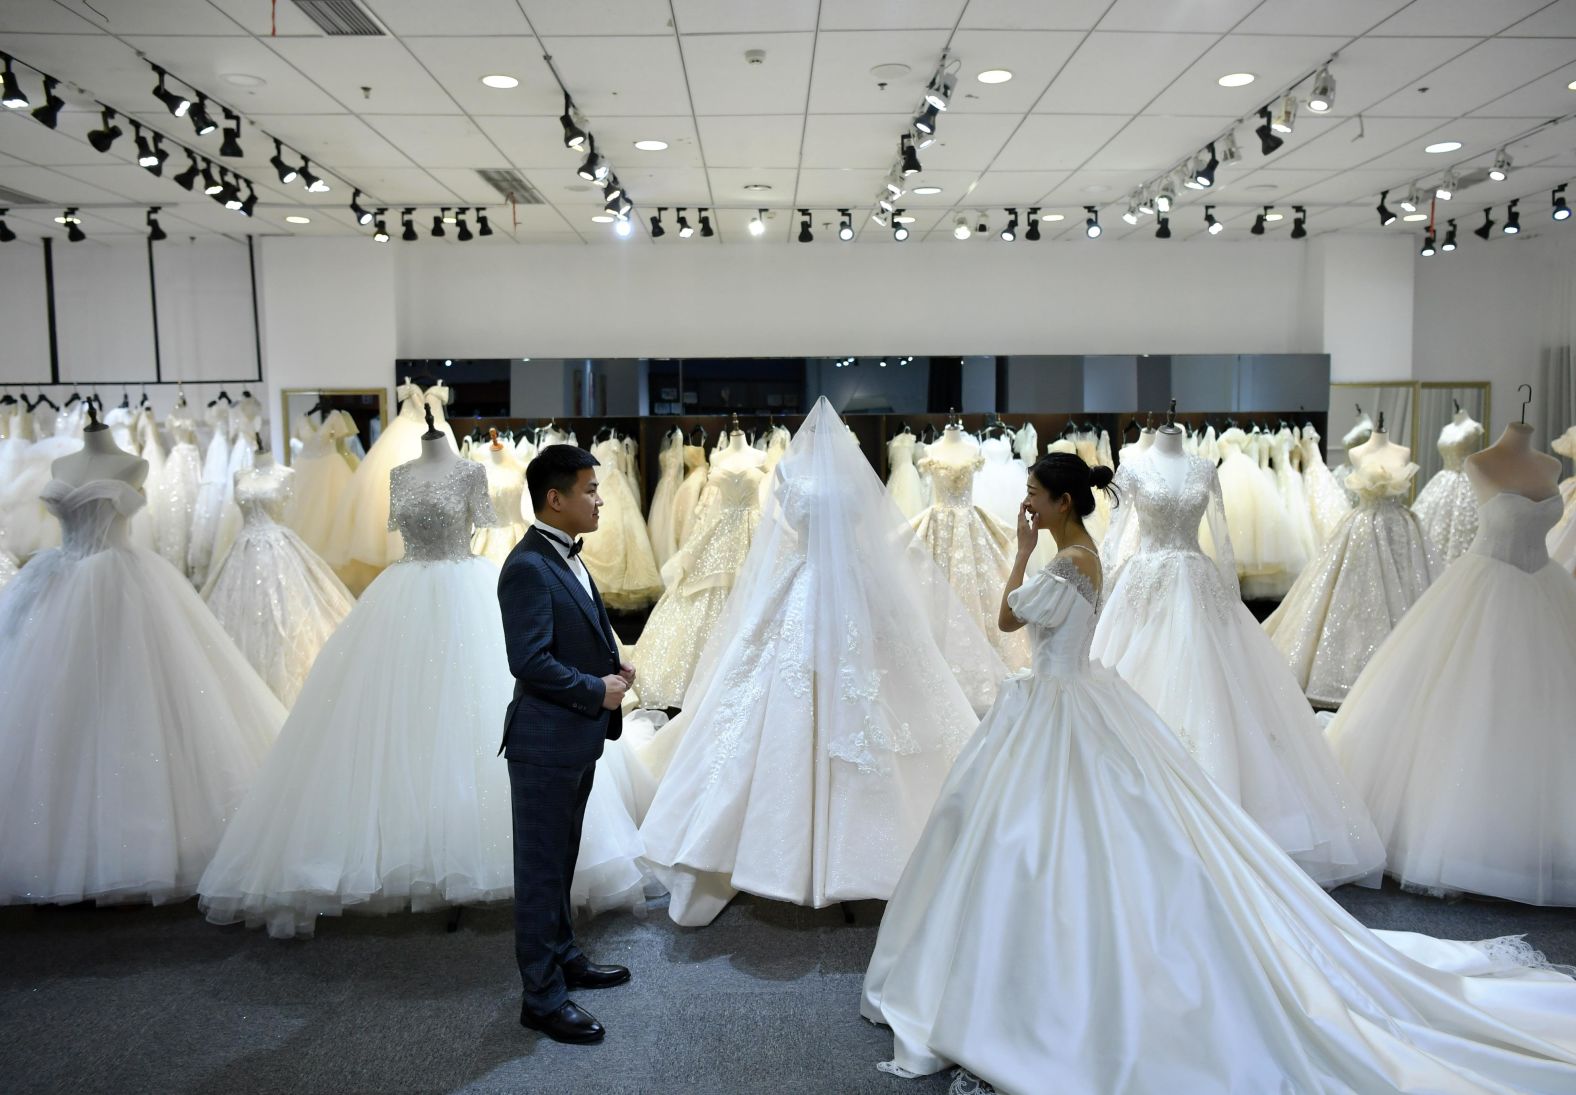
949, 1068, 996, 1094
1106, 457, 1238, 624
1043, 553, 1098, 609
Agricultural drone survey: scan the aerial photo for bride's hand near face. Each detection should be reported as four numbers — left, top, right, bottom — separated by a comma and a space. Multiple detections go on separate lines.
1015, 501, 1038, 560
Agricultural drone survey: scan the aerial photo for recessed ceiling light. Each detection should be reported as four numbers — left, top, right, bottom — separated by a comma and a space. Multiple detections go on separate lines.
911, 186, 943, 195
634, 139, 668, 151
1081, 184, 1110, 194
285, 215, 311, 224
1403, 213, 1429, 222
222, 73, 266, 87
1217, 73, 1255, 87
1424, 140, 1462, 153
743, 183, 772, 192
1245, 183, 1278, 192
1264, 212, 1284, 222
1039, 212, 1065, 222
481, 74, 519, 89
976, 69, 1013, 84
591, 214, 615, 223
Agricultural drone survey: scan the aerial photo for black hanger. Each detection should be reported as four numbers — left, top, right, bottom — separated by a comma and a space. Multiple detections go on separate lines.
63, 389, 82, 407
34, 391, 59, 411
216, 390, 233, 404
119, 388, 131, 409
1123, 418, 1141, 438
1060, 417, 1079, 439
0, 392, 15, 405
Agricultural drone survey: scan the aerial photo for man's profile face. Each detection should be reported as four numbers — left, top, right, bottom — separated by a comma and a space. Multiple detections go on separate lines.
552, 467, 602, 536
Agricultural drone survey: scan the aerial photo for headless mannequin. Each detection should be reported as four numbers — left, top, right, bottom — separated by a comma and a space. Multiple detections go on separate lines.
53, 407, 148, 488
1464, 423, 1560, 503
1136, 428, 1156, 454
930, 424, 976, 462
1348, 429, 1411, 473
715, 429, 765, 470
403, 407, 462, 486
1148, 426, 1188, 493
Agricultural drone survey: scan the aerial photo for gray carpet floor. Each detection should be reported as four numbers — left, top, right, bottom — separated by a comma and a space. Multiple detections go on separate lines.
3, 884, 1573, 1095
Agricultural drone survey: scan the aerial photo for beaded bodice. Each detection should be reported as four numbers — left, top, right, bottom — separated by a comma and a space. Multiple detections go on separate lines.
1128, 455, 1212, 555
41, 479, 143, 557
234, 466, 292, 528
386, 459, 497, 563
920, 451, 983, 509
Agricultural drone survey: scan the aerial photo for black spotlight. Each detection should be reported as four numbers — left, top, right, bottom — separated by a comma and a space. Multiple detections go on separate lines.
373, 210, 390, 243
900, 134, 922, 175
476, 208, 492, 237
1504, 199, 1521, 235
201, 161, 223, 195
152, 66, 191, 117
0, 210, 15, 243
1251, 206, 1268, 235
650, 207, 666, 239
1255, 107, 1283, 155
299, 159, 328, 193
1376, 190, 1396, 227
431, 208, 447, 238
837, 208, 853, 241
1195, 141, 1219, 188
1290, 206, 1307, 239
87, 108, 122, 152
1441, 218, 1458, 251
699, 209, 714, 238
913, 102, 940, 135
173, 153, 201, 191
1474, 208, 1495, 240
2, 54, 29, 110
1553, 184, 1571, 222
239, 182, 257, 217
456, 208, 473, 241
189, 95, 216, 136
676, 208, 693, 238
1084, 205, 1101, 239
401, 208, 418, 241
1026, 208, 1042, 241
218, 112, 243, 157
1420, 230, 1436, 257
1155, 216, 1172, 239
31, 76, 64, 129
797, 209, 812, 243
1001, 208, 1019, 241
134, 123, 157, 167
147, 207, 167, 242
577, 136, 607, 182
270, 139, 298, 184
559, 93, 587, 150
61, 209, 85, 243
350, 189, 374, 226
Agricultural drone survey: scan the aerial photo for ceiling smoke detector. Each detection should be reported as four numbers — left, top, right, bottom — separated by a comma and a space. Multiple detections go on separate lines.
745, 49, 766, 66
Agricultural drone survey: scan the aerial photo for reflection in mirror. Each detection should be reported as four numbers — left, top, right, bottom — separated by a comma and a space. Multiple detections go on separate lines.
1327, 383, 1416, 474
280, 388, 388, 466
1416, 383, 1490, 485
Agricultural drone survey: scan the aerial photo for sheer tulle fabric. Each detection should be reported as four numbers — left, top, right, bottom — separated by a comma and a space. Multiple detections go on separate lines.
863, 567, 1576, 1094
579, 438, 663, 610
1329, 492, 1576, 906
1215, 428, 1305, 598
1299, 428, 1351, 545
886, 433, 927, 520
0, 480, 284, 905
187, 412, 235, 587
1545, 477, 1575, 575
285, 413, 356, 558
971, 436, 1027, 527
153, 410, 203, 576
469, 451, 530, 567
1094, 456, 1384, 887
637, 399, 1006, 926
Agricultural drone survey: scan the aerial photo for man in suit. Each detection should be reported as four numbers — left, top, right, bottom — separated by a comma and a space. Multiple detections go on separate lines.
498, 444, 635, 1045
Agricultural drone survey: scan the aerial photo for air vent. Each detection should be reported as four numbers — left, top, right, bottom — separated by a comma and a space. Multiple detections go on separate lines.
476, 169, 545, 205
292, 0, 384, 36
0, 184, 46, 205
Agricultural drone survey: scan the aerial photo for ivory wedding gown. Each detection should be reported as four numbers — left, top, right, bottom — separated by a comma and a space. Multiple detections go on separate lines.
154, 404, 203, 575
1215, 427, 1304, 598
202, 463, 354, 707
284, 412, 357, 558
862, 556, 1576, 1094
972, 435, 1028, 527
637, 400, 1006, 927
1092, 453, 1384, 886
469, 447, 530, 567
885, 432, 927, 520
1328, 487, 1576, 906
634, 459, 765, 709
646, 427, 686, 568
1299, 424, 1351, 546
0, 477, 284, 905
1413, 416, 1485, 564
199, 458, 648, 937
579, 437, 663, 610
1264, 459, 1438, 707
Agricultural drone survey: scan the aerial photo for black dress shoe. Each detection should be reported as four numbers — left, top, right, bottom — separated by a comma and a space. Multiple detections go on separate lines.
520, 1000, 605, 1044
562, 959, 631, 989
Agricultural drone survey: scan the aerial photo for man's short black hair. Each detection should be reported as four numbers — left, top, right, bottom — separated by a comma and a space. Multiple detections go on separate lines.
527, 444, 599, 514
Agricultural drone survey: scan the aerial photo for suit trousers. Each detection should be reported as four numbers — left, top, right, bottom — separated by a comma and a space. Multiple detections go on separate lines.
508, 757, 596, 1015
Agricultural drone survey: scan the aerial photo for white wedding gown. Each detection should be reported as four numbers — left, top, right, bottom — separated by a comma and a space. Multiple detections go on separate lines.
1092, 453, 1384, 887
885, 432, 927, 520
862, 557, 1576, 1094
1215, 427, 1304, 598
1413, 417, 1485, 564
469, 447, 530, 566
1300, 425, 1352, 546
199, 458, 647, 937
637, 400, 1006, 926
971, 435, 1027, 527
1328, 488, 1576, 906
647, 427, 686, 568
579, 437, 663, 610
202, 463, 355, 707
0, 478, 284, 905
284, 412, 357, 559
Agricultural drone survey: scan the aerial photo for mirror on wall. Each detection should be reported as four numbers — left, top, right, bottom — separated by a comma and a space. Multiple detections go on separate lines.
279, 387, 388, 465
1416, 382, 1491, 485
1327, 382, 1416, 474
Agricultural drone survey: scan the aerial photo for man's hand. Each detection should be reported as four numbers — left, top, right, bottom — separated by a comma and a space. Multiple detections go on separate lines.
619, 661, 637, 686
601, 674, 629, 710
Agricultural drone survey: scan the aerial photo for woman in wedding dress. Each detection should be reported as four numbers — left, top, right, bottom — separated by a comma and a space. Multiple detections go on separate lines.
580, 436, 663, 610
1328, 426, 1576, 906
321, 380, 456, 593
1413, 410, 1486, 563
886, 429, 927, 520
912, 427, 1029, 670
202, 457, 354, 706
284, 411, 357, 558
861, 456, 1576, 1095
646, 427, 686, 568
0, 448, 284, 905
637, 399, 1006, 927
1264, 431, 1438, 708
199, 452, 647, 937
1092, 439, 1384, 886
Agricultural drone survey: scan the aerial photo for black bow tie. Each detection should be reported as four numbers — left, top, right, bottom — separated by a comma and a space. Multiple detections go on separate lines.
565, 538, 583, 559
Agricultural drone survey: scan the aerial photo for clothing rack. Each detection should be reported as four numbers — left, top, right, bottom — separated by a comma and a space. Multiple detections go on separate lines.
1114, 411, 1330, 462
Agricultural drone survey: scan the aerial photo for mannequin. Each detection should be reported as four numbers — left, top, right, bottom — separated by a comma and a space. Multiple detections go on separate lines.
1136, 428, 1156, 455
1465, 422, 1560, 503
715, 425, 766, 471
1342, 406, 1374, 450
931, 423, 976, 460
405, 406, 461, 486
53, 404, 147, 488
1348, 417, 1411, 473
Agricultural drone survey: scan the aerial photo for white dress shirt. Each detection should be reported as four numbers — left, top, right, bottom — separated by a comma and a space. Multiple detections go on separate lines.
535, 522, 595, 600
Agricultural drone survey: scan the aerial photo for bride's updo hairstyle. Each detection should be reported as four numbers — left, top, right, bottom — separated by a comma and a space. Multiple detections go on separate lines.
1029, 452, 1119, 518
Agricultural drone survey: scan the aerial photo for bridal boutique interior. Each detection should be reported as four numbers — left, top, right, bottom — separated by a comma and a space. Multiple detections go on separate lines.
3, 2, 1576, 1092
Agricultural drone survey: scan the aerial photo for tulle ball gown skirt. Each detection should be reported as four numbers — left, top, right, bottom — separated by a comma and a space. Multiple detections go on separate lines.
0, 542, 284, 905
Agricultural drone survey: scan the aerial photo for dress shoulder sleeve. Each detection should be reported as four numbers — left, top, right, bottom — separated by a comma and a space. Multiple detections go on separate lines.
1006, 567, 1078, 629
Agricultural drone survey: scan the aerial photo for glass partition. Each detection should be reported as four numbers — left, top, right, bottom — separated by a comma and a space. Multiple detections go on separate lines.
279, 387, 388, 465
1327, 382, 1417, 474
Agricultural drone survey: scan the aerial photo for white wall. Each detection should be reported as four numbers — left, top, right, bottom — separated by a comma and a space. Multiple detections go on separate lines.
0, 243, 51, 384
1319, 235, 1417, 383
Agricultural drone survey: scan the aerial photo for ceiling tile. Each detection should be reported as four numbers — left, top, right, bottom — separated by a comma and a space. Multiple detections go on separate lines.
364, 115, 503, 168
695, 115, 805, 169
959, 0, 1113, 31
1160, 35, 1352, 116
806, 30, 961, 113
800, 113, 911, 170
1082, 114, 1239, 172
474, 115, 576, 170
0, 164, 133, 204
364, 0, 531, 35
1307, 36, 1478, 116
989, 114, 1130, 171
817, 1, 967, 31
954, 170, 1071, 205
1470, 65, 1576, 118
1502, 0, 1576, 37
0, 0, 98, 34
1234, 0, 1411, 36
264, 37, 458, 115
940, 29, 1087, 114
248, 113, 411, 168
535, 35, 691, 115
1370, 0, 1553, 37
518, 0, 675, 36
399, 37, 562, 117
122, 36, 346, 115
673, 0, 820, 34
921, 112, 1033, 171
1366, 37, 1576, 118
791, 167, 891, 204
1036, 31, 1216, 115
1099, 0, 1265, 34
704, 167, 801, 203
681, 32, 815, 116
1264, 115, 1444, 171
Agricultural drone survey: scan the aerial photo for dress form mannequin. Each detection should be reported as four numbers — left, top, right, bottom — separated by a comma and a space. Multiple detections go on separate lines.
1464, 423, 1560, 503
1148, 425, 1187, 492
932, 423, 975, 460
715, 428, 765, 470
1348, 429, 1411, 473
53, 406, 147, 488
405, 407, 462, 486
1136, 428, 1156, 454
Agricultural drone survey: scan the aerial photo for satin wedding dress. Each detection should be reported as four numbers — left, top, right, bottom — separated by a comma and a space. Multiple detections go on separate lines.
638, 399, 1006, 927
1413, 416, 1485, 564
199, 458, 648, 937
202, 463, 354, 706
284, 412, 357, 558
862, 555, 1576, 1095
1328, 486, 1576, 906
1093, 453, 1384, 886
580, 437, 663, 610
634, 459, 765, 709
911, 444, 1029, 670
0, 477, 284, 905
1264, 459, 1438, 707
885, 432, 927, 520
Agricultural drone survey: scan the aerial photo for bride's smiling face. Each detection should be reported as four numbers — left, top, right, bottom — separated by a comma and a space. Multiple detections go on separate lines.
1023, 474, 1070, 530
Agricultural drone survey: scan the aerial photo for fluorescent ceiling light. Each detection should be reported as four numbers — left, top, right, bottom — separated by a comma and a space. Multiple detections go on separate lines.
481, 74, 519, 89
285, 215, 311, 224
1424, 140, 1461, 154
634, 139, 668, 151
1402, 213, 1428, 222
1264, 212, 1284, 222
912, 186, 943, 195
591, 214, 615, 223
1217, 73, 1255, 87
1039, 212, 1065, 222
976, 69, 1013, 84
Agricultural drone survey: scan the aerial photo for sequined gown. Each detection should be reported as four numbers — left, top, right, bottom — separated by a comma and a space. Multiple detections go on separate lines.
0, 478, 284, 905
1264, 460, 1438, 708
1412, 417, 1485, 564
1298, 425, 1351, 546
862, 557, 1576, 1094
1329, 489, 1576, 905
199, 458, 647, 937
911, 449, 1029, 670
202, 464, 354, 707
1091, 455, 1383, 886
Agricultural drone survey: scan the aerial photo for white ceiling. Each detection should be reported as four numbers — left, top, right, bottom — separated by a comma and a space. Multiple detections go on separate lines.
0, 0, 1574, 246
